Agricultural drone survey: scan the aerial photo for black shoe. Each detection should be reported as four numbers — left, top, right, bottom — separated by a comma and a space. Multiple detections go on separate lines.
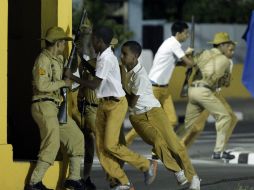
211, 152, 221, 159
24, 182, 53, 190
109, 183, 118, 190
151, 152, 159, 160
64, 179, 85, 190
109, 178, 119, 189
221, 151, 235, 160
84, 177, 96, 190
212, 151, 235, 160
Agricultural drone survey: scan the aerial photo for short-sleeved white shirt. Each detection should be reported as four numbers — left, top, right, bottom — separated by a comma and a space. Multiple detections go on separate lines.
148, 36, 185, 85
123, 63, 161, 115
95, 47, 125, 98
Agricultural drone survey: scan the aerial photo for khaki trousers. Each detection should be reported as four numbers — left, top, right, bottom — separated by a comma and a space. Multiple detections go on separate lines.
125, 128, 139, 146
130, 107, 196, 181
180, 92, 237, 149
95, 97, 150, 185
152, 86, 178, 127
31, 101, 84, 165
179, 110, 209, 148
69, 90, 82, 127
125, 86, 178, 145
184, 87, 235, 152
82, 105, 97, 179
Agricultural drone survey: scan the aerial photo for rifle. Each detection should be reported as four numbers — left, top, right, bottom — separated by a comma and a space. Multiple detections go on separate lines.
57, 8, 87, 124
180, 16, 195, 97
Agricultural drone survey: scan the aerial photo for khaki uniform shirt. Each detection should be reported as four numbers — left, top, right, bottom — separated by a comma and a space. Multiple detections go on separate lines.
192, 48, 230, 89
32, 49, 66, 102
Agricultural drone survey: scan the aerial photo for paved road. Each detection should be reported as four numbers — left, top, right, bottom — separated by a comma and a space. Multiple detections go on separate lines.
85, 121, 254, 190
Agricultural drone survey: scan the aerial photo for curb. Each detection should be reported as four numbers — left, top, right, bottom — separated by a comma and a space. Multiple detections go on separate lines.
228, 151, 254, 165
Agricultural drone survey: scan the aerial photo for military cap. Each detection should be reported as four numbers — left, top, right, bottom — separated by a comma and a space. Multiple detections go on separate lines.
42, 26, 73, 43
208, 32, 237, 45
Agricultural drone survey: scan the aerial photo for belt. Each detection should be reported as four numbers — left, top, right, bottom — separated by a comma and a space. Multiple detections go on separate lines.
152, 83, 168, 87
103, 96, 120, 102
32, 98, 60, 106
190, 83, 213, 91
85, 100, 98, 107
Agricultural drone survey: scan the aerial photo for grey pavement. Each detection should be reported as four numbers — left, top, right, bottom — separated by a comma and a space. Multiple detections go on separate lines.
87, 128, 254, 190
84, 98, 254, 190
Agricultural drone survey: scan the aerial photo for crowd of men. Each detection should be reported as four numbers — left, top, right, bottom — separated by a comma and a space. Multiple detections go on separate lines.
24, 17, 237, 190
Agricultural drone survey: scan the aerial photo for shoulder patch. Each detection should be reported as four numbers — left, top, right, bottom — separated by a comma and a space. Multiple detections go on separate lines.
39, 67, 46, 75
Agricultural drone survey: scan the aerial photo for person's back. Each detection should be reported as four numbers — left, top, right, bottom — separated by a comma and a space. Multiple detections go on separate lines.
149, 36, 184, 85
194, 48, 230, 88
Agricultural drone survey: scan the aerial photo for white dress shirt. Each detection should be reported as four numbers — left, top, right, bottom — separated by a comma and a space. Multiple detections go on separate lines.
95, 47, 125, 98
148, 36, 185, 85
123, 63, 160, 115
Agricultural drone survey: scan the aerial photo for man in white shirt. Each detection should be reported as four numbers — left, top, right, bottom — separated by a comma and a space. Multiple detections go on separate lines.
121, 41, 200, 190
67, 26, 157, 190
149, 21, 194, 127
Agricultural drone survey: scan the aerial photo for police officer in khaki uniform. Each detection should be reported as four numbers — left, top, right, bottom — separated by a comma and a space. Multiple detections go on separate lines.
179, 41, 237, 151
25, 26, 85, 190
181, 32, 236, 160
121, 41, 200, 190
77, 20, 98, 189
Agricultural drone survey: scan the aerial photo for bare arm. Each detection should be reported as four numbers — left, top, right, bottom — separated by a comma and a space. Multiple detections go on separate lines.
181, 55, 194, 67
70, 74, 102, 90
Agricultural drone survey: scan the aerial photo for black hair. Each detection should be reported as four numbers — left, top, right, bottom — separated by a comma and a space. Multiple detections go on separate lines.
122, 41, 142, 57
171, 21, 189, 36
93, 26, 113, 45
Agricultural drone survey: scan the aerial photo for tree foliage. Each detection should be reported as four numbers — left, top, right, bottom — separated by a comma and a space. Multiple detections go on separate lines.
144, 0, 254, 23
73, 0, 133, 48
